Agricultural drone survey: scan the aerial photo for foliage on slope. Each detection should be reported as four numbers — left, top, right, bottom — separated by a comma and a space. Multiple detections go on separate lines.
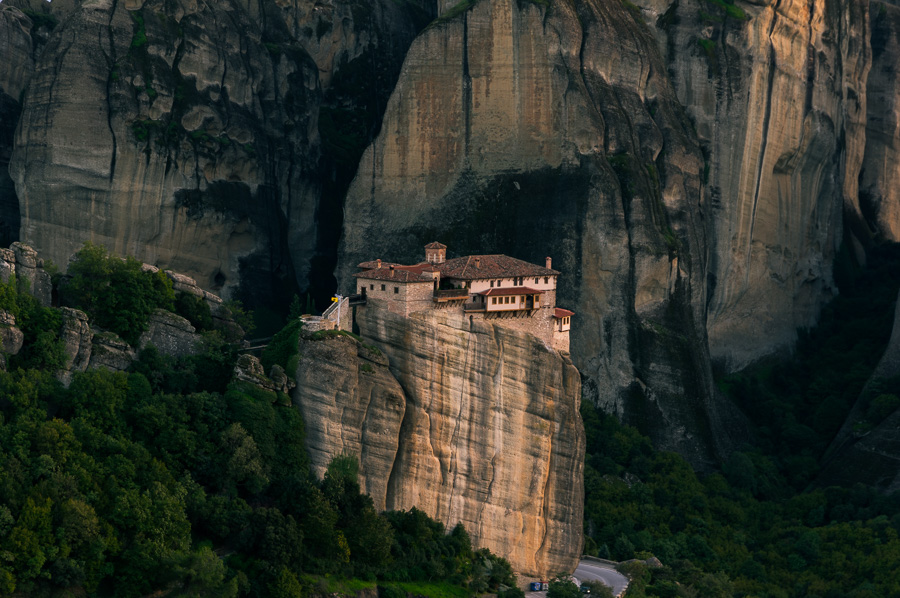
0, 248, 517, 597
584, 245, 900, 597
583, 402, 900, 597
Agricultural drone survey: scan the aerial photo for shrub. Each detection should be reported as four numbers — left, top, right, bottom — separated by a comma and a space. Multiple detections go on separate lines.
61, 242, 174, 345
175, 292, 214, 332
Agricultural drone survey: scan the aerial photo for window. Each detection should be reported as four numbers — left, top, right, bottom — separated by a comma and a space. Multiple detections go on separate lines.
490, 280, 494, 287
544, 277, 549, 284
370, 284, 374, 290
381, 284, 385, 291
535, 277, 539, 284
505, 296, 510, 304
492, 297, 497, 305
394, 287, 399, 294
497, 280, 501, 286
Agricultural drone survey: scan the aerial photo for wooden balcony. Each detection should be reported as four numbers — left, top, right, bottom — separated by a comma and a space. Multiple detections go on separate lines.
433, 289, 470, 303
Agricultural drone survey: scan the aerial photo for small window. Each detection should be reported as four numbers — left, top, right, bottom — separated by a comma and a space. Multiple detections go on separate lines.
370, 284, 374, 290
394, 287, 399, 294
535, 277, 539, 284
544, 277, 549, 284
505, 296, 510, 304
381, 284, 385, 291
492, 297, 497, 305
497, 280, 501, 286
490, 280, 494, 287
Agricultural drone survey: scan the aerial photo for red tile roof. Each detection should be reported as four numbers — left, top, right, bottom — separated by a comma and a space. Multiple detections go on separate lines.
477, 287, 545, 297
354, 263, 437, 282
554, 308, 574, 318
424, 241, 447, 249
436, 255, 558, 280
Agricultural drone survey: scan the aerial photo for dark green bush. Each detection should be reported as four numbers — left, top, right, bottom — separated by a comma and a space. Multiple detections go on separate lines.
61, 242, 174, 345
175, 291, 214, 331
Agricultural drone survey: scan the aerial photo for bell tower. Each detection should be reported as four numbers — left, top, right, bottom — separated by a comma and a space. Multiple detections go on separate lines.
425, 242, 447, 264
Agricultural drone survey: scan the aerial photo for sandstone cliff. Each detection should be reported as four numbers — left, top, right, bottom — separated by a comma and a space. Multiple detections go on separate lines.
6, 0, 424, 305
292, 307, 584, 577
642, 0, 871, 371
337, 0, 747, 466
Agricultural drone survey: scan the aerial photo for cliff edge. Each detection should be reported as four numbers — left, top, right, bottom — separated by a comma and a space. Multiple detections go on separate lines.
293, 306, 584, 577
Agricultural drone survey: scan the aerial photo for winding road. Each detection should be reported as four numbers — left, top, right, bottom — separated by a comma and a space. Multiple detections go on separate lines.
573, 559, 629, 597
525, 558, 629, 598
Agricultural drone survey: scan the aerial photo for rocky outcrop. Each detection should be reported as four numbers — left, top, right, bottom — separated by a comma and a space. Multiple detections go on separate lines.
642, 0, 871, 371
89, 330, 135, 373
57, 307, 92, 386
233, 354, 296, 394
138, 309, 201, 358
0, 310, 24, 356
0, 242, 53, 306
293, 306, 584, 577
337, 0, 745, 466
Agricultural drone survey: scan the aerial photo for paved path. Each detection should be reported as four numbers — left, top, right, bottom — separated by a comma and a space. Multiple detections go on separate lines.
573, 560, 629, 597
524, 559, 629, 598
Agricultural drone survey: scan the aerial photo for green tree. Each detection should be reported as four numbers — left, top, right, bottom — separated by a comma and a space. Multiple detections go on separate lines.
269, 567, 303, 598
61, 242, 174, 344
546, 578, 581, 598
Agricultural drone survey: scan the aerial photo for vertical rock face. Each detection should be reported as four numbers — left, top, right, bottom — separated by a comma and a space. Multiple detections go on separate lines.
7, 0, 424, 304
292, 307, 584, 577
860, 1, 900, 242
338, 0, 744, 465
294, 333, 407, 508
645, 0, 871, 371
0, 4, 34, 247
10, 0, 314, 301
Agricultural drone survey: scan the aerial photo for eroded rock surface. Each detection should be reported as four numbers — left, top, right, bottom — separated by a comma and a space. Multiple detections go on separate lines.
8, 0, 424, 305
0, 310, 24, 356
138, 309, 200, 358
860, 2, 900, 242
57, 307, 93, 386
643, 0, 871, 370
337, 0, 742, 466
89, 330, 135, 373
293, 305, 584, 577
293, 332, 406, 509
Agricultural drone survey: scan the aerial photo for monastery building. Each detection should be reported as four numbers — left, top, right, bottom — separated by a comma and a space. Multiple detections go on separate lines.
353, 242, 574, 352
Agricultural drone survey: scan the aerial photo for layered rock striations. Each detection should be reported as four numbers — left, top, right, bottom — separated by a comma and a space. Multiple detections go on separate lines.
859, 1, 900, 242
7, 0, 424, 304
337, 0, 746, 466
292, 306, 584, 577
643, 0, 871, 370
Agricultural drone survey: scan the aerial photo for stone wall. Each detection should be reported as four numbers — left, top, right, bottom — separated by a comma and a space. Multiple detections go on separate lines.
361, 278, 434, 317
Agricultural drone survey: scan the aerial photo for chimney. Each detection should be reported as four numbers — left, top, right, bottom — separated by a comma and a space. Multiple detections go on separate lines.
475, 257, 481, 268
377, 259, 382, 269
389, 264, 395, 278
545, 256, 552, 269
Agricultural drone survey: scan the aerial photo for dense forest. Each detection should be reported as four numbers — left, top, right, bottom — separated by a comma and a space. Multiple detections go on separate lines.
582, 245, 900, 597
4, 241, 900, 597
0, 244, 519, 597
